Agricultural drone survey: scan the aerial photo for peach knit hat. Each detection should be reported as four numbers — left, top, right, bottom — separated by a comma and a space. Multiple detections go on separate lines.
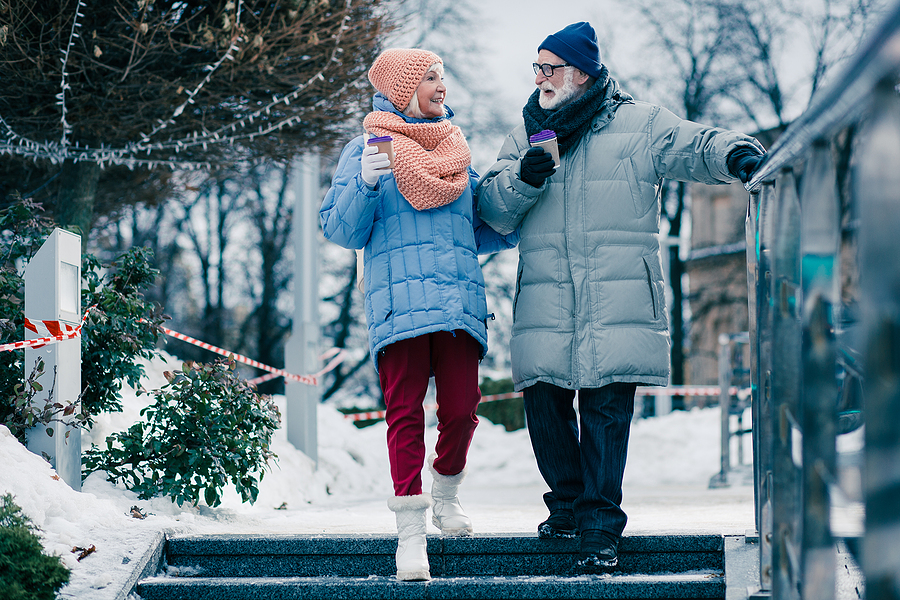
367, 48, 443, 111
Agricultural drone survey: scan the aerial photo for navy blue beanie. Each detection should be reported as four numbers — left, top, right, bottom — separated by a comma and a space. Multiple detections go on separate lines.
538, 22, 602, 79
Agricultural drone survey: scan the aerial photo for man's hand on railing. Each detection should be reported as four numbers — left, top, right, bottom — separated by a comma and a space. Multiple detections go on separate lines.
727, 147, 767, 183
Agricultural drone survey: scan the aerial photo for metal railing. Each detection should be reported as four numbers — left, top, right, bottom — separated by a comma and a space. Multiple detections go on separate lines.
742, 2, 900, 598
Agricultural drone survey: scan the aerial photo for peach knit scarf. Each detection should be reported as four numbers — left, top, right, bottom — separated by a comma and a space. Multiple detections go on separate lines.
363, 111, 471, 210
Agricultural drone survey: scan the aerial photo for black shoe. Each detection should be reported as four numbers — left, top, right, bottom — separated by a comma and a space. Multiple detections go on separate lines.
571, 529, 619, 574
537, 509, 579, 539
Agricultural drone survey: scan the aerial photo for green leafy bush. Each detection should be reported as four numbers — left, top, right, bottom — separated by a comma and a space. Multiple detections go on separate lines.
0, 494, 70, 600
83, 358, 281, 507
477, 376, 524, 432
80, 247, 166, 425
5, 357, 86, 446
0, 197, 56, 443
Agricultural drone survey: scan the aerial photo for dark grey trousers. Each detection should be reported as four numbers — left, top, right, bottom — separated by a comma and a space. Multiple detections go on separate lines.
523, 381, 637, 536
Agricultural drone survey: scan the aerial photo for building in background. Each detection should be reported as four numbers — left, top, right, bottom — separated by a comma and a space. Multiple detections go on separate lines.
684, 129, 782, 396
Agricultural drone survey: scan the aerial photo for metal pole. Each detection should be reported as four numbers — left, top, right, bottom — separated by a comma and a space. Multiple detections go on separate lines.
754, 181, 777, 596
284, 153, 321, 465
746, 190, 761, 529
710, 333, 732, 488
798, 140, 840, 600
856, 77, 900, 600
770, 167, 803, 600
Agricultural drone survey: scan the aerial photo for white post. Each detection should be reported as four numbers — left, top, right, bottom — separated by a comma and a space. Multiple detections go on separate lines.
284, 154, 320, 466
24, 228, 82, 491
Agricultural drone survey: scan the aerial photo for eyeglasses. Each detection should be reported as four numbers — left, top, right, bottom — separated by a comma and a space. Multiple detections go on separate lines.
533, 62, 571, 77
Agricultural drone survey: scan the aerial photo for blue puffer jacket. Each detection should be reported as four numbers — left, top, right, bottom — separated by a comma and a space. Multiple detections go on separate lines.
320, 113, 518, 372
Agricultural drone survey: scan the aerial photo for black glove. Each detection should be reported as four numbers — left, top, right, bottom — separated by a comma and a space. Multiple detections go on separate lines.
519, 147, 556, 187
727, 147, 766, 183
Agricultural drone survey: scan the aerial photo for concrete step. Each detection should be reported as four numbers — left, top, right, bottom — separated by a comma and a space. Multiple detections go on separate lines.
136, 533, 726, 600
162, 532, 724, 577
137, 572, 726, 600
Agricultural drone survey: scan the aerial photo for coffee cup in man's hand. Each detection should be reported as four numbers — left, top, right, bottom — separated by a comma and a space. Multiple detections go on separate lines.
529, 129, 561, 168
520, 147, 556, 188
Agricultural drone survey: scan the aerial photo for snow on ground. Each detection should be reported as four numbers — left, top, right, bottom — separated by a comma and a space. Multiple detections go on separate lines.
2, 351, 757, 599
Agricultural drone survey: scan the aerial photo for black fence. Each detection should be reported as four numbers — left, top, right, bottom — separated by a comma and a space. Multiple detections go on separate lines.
742, 2, 900, 598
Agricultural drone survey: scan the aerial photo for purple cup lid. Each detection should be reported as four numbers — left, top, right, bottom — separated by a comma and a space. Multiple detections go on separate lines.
367, 135, 393, 144
529, 129, 556, 143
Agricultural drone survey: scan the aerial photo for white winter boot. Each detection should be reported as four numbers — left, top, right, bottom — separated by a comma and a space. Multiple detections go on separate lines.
428, 452, 473, 536
387, 494, 432, 581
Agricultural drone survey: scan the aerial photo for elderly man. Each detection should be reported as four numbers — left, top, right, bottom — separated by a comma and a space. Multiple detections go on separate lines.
476, 21, 765, 574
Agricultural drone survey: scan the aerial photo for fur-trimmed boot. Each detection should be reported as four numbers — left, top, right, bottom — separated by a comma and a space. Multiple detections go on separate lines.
387, 494, 432, 581
428, 453, 473, 536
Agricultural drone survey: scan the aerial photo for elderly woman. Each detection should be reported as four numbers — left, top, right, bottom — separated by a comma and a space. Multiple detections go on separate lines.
320, 48, 518, 581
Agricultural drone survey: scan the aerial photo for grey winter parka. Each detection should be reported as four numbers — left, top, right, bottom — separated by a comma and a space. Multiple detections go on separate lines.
475, 78, 764, 392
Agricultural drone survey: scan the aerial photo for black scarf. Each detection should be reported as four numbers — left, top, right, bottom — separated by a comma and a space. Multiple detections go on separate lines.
523, 64, 610, 155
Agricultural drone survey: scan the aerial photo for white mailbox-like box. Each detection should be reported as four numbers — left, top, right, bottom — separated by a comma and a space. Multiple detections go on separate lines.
24, 228, 82, 491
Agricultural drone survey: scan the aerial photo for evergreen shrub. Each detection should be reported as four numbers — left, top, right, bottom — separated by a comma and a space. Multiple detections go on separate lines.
80, 247, 166, 425
0, 197, 57, 444
0, 493, 70, 600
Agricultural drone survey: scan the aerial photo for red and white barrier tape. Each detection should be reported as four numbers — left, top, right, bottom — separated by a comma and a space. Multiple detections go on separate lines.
245, 372, 282, 386
161, 326, 348, 387
5, 310, 740, 402
24, 316, 78, 339
635, 385, 746, 397
343, 385, 751, 421
245, 348, 348, 386
0, 307, 96, 353
3, 308, 347, 388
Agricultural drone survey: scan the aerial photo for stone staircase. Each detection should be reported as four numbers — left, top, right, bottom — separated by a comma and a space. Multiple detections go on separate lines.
135, 532, 735, 599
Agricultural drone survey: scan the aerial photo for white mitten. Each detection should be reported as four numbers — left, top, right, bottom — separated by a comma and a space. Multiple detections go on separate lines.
361, 142, 392, 186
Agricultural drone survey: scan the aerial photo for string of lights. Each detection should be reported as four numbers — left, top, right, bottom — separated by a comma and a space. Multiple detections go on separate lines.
58, 0, 86, 149
0, 0, 354, 171
136, 0, 244, 145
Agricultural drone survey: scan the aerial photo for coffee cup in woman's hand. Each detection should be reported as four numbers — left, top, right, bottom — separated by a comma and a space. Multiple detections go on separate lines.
361, 141, 392, 186
367, 135, 395, 168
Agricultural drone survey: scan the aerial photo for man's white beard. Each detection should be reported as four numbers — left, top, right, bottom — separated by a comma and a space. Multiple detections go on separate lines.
539, 69, 579, 110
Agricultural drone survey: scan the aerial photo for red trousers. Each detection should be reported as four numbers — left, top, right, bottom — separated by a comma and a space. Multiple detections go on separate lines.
378, 330, 482, 496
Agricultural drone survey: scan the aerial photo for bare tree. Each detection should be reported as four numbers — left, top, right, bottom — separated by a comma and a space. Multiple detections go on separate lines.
317, 237, 381, 406
234, 162, 295, 394
629, 0, 736, 123
91, 185, 198, 329
320, 259, 376, 402
382, 0, 517, 167
714, 0, 887, 130
182, 175, 245, 356
0, 0, 391, 245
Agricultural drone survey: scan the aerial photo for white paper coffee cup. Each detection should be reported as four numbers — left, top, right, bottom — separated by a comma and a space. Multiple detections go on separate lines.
529, 129, 560, 168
